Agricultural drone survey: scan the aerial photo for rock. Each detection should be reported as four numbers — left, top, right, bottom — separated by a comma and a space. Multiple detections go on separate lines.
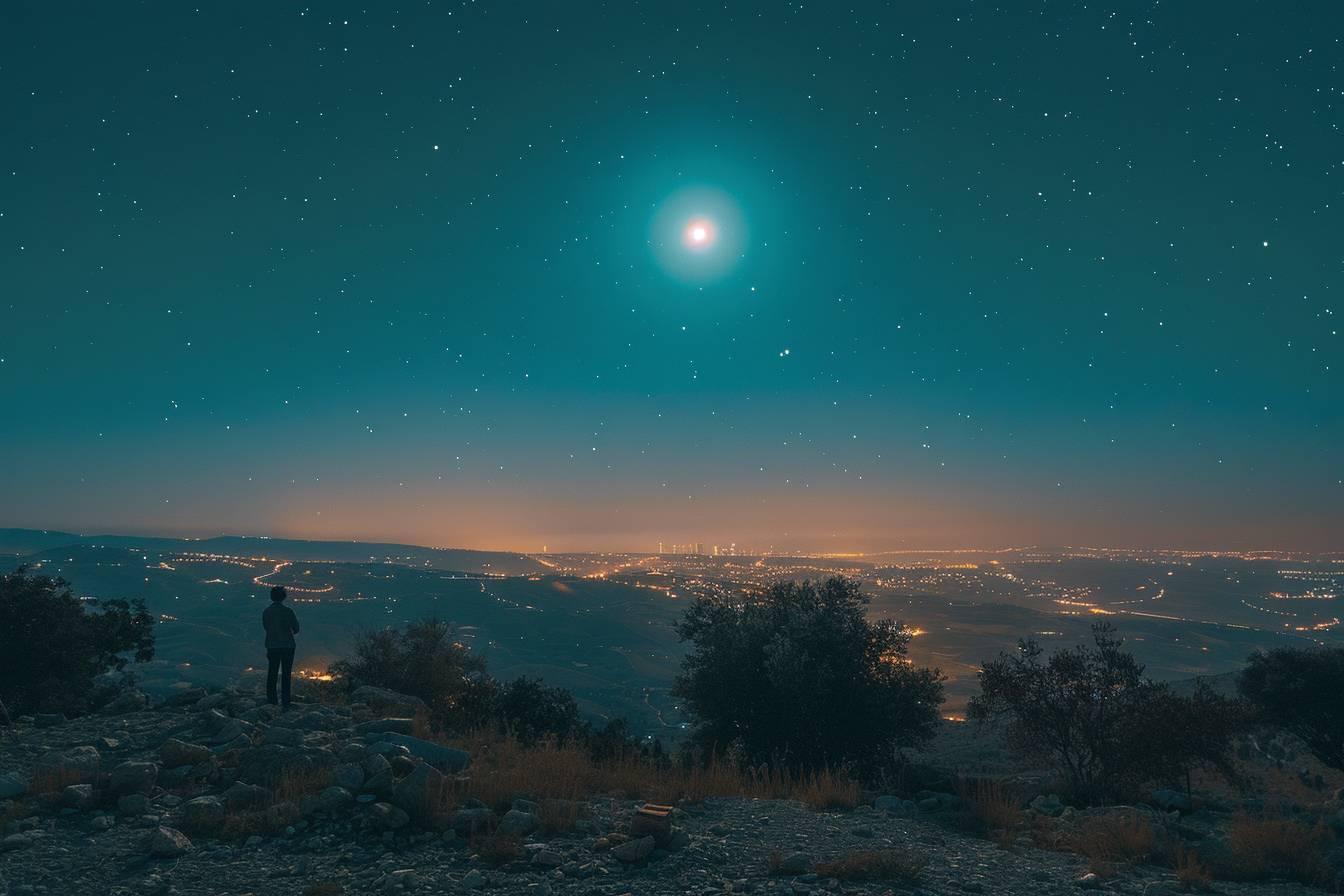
100, 689, 149, 715
612, 835, 656, 863
1, 833, 31, 852
350, 686, 428, 717
34, 713, 66, 728
334, 762, 364, 792
1030, 794, 1065, 817
361, 753, 394, 796
118, 794, 151, 815
370, 733, 470, 771
62, 784, 96, 810
533, 848, 565, 867
164, 687, 208, 707
1150, 788, 1193, 813
90, 814, 116, 831
390, 754, 417, 777
1076, 872, 1102, 889
145, 826, 192, 858
160, 738, 212, 768
224, 781, 271, 811
109, 760, 158, 795
300, 785, 353, 816
262, 725, 306, 747
36, 745, 101, 781
236, 744, 335, 787
460, 869, 485, 890
194, 692, 229, 712
354, 717, 416, 736
0, 772, 28, 800
390, 761, 447, 823
774, 852, 810, 875
497, 808, 539, 837
178, 796, 226, 833
369, 802, 410, 831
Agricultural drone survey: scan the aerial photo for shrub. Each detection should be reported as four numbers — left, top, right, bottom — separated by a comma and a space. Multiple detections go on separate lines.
1173, 845, 1212, 892
969, 624, 1245, 805
0, 567, 154, 718
956, 777, 1022, 843
673, 577, 944, 772
814, 849, 926, 882
493, 676, 581, 745
1238, 646, 1344, 770
327, 619, 495, 732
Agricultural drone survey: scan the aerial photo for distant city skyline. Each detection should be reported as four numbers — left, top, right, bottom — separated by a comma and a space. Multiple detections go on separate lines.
2, 4, 1338, 553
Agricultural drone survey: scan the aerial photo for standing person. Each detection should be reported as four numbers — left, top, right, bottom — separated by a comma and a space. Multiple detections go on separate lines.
262, 585, 300, 709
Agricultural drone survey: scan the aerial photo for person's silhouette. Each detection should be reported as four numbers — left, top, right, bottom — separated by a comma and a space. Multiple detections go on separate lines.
262, 585, 300, 708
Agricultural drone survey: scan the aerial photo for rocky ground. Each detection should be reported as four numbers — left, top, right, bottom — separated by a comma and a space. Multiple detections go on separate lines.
0, 684, 1335, 896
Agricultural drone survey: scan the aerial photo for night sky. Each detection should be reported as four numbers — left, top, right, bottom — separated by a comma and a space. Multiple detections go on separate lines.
2, 3, 1339, 553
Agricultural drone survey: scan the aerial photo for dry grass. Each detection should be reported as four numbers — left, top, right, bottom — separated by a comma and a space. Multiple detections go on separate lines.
273, 766, 335, 805
814, 848, 927, 882
434, 729, 859, 815
1173, 845, 1212, 892
1067, 811, 1157, 873
956, 777, 1022, 843
219, 801, 301, 841
537, 797, 582, 835
1218, 812, 1336, 887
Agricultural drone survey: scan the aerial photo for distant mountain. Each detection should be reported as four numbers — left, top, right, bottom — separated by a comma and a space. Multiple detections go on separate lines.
0, 527, 546, 576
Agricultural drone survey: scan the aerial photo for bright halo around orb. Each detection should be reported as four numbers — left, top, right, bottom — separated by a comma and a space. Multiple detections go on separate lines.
651, 187, 745, 284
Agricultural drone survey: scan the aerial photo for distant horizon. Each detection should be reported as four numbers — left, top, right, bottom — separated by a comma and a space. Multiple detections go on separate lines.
3, 520, 1336, 561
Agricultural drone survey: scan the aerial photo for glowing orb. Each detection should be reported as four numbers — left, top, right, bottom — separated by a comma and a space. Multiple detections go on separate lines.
684, 219, 715, 249
651, 187, 745, 283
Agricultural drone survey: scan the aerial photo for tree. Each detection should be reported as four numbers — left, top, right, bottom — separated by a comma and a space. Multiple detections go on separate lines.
1238, 646, 1344, 770
969, 624, 1246, 804
493, 676, 581, 744
0, 566, 155, 718
672, 576, 944, 772
328, 619, 496, 731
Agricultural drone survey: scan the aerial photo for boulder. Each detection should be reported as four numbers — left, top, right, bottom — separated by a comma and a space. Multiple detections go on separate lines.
178, 796, 226, 833
460, 869, 485, 890
62, 784, 96, 810
108, 761, 158, 796
100, 689, 149, 715
350, 686, 428, 717
360, 753, 394, 796
371, 733, 470, 772
612, 835, 656, 863
450, 806, 494, 837
34, 713, 66, 728
497, 809, 539, 837
354, 717, 416, 737
236, 744, 335, 788
300, 785, 353, 816
160, 738, 212, 768
223, 781, 271, 812
262, 726, 305, 747
334, 763, 364, 792
38, 745, 102, 779
145, 826, 192, 858
369, 801, 410, 831
390, 761, 447, 823
1030, 794, 1065, 817
164, 687, 208, 707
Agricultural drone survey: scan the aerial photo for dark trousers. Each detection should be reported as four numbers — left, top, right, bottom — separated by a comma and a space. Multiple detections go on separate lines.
266, 647, 295, 707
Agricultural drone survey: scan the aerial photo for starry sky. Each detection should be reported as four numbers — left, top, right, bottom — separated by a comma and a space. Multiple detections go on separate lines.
1, 2, 1339, 553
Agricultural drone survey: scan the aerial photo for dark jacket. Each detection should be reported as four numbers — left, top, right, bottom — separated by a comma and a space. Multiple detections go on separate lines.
262, 603, 300, 649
